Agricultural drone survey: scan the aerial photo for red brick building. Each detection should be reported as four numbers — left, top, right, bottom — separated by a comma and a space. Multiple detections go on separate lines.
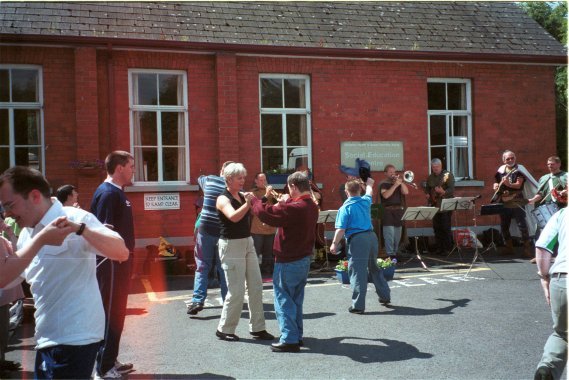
0, 2, 566, 254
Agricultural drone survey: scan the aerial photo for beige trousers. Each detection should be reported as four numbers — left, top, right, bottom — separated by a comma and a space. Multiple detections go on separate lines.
217, 237, 266, 334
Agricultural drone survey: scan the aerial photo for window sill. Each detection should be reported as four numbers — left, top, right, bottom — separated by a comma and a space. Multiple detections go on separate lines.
455, 180, 484, 187
124, 184, 200, 192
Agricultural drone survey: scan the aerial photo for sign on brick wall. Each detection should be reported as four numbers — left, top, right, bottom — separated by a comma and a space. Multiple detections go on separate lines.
341, 141, 404, 171
144, 193, 180, 210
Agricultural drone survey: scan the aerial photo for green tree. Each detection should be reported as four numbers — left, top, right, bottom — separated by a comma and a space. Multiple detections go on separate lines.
522, 2, 568, 167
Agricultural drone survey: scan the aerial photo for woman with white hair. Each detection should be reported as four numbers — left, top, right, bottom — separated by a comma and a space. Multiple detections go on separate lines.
215, 163, 274, 342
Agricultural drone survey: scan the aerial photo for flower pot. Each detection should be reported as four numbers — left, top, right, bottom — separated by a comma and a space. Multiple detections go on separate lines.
266, 173, 290, 184
335, 269, 350, 284
381, 266, 395, 281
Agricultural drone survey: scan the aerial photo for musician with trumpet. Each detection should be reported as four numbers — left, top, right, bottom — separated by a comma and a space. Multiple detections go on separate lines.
250, 172, 278, 276
378, 164, 411, 261
424, 158, 455, 255
493, 150, 533, 257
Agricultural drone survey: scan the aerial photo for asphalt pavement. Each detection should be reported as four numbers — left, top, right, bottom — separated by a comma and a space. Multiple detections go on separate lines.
4, 247, 565, 380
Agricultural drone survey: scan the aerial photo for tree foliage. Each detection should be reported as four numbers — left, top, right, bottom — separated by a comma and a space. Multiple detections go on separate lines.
522, 2, 568, 164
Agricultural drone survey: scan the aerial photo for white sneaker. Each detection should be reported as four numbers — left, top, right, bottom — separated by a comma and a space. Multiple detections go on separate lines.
94, 367, 122, 379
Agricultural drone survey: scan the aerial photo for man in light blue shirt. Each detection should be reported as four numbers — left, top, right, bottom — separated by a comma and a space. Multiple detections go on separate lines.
330, 177, 390, 314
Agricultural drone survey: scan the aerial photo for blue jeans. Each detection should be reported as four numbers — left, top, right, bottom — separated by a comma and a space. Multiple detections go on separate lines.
347, 231, 390, 311
537, 275, 567, 378
383, 225, 402, 256
273, 256, 311, 344
35, 341, 101, 379
192, 231, 227, 304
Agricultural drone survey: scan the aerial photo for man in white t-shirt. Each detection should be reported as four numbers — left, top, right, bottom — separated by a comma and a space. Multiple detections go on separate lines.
0, 166, 128, 379
534, 208, 567, 380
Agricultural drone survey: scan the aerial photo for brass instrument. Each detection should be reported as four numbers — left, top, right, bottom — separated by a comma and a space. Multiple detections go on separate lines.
403, 170, 418, 189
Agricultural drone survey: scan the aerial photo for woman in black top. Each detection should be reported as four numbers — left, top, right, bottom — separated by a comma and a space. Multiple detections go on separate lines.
215, 163, 274, 342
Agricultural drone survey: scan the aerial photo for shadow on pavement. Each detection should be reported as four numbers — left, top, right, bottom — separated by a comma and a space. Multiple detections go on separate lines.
302, 336, 433, 363
369, 298, 471, 316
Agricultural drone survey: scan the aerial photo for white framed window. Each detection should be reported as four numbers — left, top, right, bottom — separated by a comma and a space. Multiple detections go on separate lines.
0, 65, 43, 173
129, 69, 189, 184
427, 78, 473, 179
259, 74, 312, 173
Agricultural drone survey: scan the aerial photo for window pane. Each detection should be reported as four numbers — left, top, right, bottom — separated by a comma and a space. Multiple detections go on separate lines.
0, 148, 8, 173
159, 74, 181, 106
452, 116, 468, 137
286, 114, 308, 146
448, 83, 466, 110
137, 147, 158, 181
430, 147, 447, 169
161, 112, 184, 146
284, 79, 306, 108
261, 78, 282, 108
135, 73, 157, 106
12, 69, 38, 102
163, 147, 184, 181
15, 147, 40, 170
428, 83, 446, 110
262, 147, 284, 172
261, 114, 282, 146
287, 147, 308, 171
133, 111, 157, 146
13, 109, 39, 145
451, 147, 469, 178
0, 109, 8, 145
429, 115, 446, 146
0, 70, 9, 102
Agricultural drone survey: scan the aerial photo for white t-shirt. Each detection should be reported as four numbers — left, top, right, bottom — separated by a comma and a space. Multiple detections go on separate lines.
535, 208, 567, 275
18, 199, 121, 349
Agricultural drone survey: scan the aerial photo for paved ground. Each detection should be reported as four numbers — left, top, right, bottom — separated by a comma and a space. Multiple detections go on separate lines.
4, 247, 565, 380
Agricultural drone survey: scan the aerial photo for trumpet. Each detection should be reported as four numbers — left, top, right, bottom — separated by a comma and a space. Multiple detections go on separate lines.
403, 170, 418, 189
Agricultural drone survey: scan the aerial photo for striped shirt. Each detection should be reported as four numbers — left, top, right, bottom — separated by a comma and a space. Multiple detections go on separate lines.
197, 175, 226, 237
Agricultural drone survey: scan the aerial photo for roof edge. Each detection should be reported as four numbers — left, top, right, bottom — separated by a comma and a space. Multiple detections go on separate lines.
1, 34, 566, 65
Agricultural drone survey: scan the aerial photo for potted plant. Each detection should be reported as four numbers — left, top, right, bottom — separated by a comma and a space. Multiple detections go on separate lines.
334, 259, 350, 284
377, 257, 396, 281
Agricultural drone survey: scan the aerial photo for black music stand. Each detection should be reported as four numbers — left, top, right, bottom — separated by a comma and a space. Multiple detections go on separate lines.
313, 210, 338, 272
464, 204, 504, 279
480, 204, 504, 254
440, 197, 477, 259
401, 207, 438, 270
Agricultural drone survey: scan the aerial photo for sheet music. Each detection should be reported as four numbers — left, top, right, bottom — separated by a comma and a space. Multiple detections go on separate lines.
317, 210, 338, 223
440, 197, 477, 212
401, 207, 438, 221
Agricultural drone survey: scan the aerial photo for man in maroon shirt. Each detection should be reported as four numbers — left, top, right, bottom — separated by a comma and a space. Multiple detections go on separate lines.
250, 171, 319, 352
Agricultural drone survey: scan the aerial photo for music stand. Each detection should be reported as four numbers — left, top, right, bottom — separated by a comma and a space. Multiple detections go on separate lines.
401, 207, 438, 270
440, 197, 477, 259
314, 210, 338, 272
465, 204, 504, 279
479, 204, 504, 255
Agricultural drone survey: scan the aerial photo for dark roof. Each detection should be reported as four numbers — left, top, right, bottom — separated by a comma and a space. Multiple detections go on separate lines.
0, 1, 566, 59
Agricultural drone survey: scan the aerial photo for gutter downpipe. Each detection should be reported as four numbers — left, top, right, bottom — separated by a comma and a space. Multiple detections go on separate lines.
106, 43, 115, 154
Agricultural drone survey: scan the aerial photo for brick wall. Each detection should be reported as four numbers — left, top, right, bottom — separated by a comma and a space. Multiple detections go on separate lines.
1, 45, 557, 239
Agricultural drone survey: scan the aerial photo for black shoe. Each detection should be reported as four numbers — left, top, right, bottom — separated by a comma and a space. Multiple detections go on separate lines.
276, 336, 304, 346
216, 330, 240, 341
348, 307, 364, 314
534, 366, 554, 380
250, 330, 275, 340
271, 342, 300, 352
187, 302, 204, 315
379, 299, 391, 306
